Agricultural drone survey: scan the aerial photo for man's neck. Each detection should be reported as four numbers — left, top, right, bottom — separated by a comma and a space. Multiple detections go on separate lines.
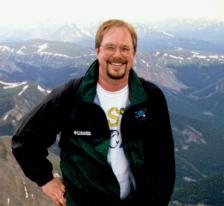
98, 78, 128, 92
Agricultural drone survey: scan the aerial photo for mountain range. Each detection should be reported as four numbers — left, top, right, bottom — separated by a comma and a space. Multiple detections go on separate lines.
0, 19, 224, 206
0, 80, 50, 135
1, 19, 224, 51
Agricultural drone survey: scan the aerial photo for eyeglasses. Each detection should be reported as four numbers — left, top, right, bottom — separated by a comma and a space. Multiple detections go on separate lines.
100, 44, 133, 55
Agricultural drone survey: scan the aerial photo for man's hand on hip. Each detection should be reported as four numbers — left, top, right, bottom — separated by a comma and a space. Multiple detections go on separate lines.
41, 176, 66, 206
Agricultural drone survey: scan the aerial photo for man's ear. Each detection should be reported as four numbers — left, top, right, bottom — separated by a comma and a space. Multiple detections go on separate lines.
95, 48, 100, 55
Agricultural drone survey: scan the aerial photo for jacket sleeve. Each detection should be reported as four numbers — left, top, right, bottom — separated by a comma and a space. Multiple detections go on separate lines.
144, 81, 175, 205
154, 89, 175, 205
11, 86, 64, 186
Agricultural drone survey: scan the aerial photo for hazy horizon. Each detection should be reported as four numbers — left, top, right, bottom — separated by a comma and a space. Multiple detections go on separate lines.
0, 0, 224, 29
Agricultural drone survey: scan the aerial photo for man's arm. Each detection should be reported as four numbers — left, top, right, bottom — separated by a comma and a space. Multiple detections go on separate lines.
152, 88, 175, 205
143, 80, 175, 205
12, 78, 81, 205
12, 85, 65, 186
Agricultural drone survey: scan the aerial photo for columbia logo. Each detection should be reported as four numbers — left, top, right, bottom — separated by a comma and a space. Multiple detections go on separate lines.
74, 130, 91, 136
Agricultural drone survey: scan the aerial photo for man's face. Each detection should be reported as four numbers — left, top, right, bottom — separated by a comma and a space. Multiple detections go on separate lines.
96, 26, 135, 81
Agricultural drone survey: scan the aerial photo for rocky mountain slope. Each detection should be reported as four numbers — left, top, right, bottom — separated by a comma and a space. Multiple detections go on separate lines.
0, 136, 60, 206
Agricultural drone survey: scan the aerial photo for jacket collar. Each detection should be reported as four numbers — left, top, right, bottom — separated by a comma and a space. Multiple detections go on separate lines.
77, 59, 148, 106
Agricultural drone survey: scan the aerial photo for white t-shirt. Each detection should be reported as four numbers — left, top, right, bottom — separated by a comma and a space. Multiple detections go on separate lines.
96, 83, 131, 199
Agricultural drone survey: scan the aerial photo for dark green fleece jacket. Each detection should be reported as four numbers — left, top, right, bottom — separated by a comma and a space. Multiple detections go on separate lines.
12, 60, 175, 206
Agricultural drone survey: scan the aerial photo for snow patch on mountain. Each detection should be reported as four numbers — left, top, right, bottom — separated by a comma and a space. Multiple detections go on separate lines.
183, 176, 197, 182
3, 105, 24, 124
0, 81, 27, 89
38, 51, 72, 58
193, 55, 207, 59
140, 58, 150, 67
16, 46, 27, 55
37, 85, 51, 93
161, 31, 175, 38
155, 51, 160, 57
182, 125, 207, 145
202, 111, 214, 116
209, 55, 219, 59
3, 114, 8, 121
0, 45, 14, 53
37, 43, 48, 53
18, 85, 29, 96
169, 54, 184, 60
173, 125, 207, 152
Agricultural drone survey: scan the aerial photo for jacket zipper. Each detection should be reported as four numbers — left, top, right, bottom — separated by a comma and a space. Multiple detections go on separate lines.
90, 102, 121, 197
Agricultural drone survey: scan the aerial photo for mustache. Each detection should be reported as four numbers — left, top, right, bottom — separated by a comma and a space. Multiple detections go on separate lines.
107, 57, 127, 64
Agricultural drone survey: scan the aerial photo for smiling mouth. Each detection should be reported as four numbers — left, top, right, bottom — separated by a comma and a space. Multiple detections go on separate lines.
108, 60, 127, 66
107, 57, 127, 65
110, 62, 124, 66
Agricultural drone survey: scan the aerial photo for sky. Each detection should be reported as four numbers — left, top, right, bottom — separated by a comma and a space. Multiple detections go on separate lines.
0, 0, 224, 28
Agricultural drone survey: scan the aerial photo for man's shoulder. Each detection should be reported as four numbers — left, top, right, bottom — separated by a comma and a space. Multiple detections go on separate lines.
140, 78, 163, 93
64, 77, 83, 92
52, 77, 82, 95
44, 77, 83, 105
138, 78, 169, 109
139, 77, 168, 101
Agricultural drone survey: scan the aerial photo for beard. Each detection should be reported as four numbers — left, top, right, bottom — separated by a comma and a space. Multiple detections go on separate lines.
106, 57, 129, 80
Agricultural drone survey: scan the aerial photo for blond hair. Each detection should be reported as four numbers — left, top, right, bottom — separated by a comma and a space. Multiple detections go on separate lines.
95, 19, 137, 52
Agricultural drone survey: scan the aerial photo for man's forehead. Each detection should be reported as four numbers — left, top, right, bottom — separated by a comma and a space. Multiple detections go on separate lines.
101, 26, 132, 43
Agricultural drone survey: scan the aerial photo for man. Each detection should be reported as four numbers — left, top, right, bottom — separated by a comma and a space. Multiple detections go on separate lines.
12, 19, 175, 206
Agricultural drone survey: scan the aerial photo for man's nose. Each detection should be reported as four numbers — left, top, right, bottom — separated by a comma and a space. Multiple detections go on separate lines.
113, 47, 122, 56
